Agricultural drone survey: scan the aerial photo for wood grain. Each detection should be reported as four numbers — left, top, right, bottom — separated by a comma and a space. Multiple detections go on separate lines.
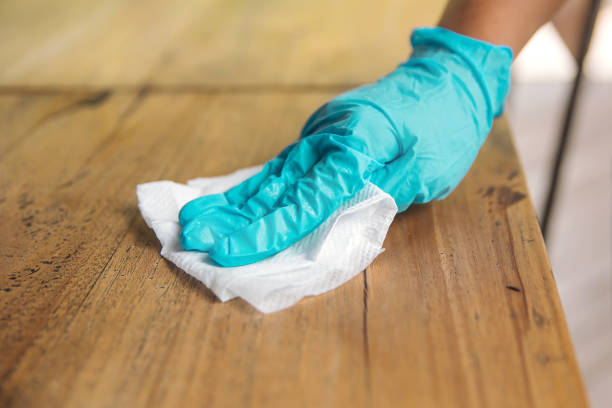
0, 0, 588, 406
0, 90, 587, 407
0, 0, 446, 87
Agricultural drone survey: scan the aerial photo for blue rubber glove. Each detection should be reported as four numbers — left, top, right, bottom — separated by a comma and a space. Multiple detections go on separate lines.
179, 27, 513, 267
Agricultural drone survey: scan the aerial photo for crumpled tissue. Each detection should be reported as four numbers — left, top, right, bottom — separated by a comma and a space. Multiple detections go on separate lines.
136, 166, 398, 313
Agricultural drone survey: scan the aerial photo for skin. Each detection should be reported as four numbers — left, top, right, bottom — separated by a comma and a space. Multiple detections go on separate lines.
438, 0, 569, 55
181, 0, 577, 265
553, 0, 593, 60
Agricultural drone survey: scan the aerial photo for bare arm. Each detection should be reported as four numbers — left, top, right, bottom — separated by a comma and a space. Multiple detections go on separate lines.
438, 0, 568, 55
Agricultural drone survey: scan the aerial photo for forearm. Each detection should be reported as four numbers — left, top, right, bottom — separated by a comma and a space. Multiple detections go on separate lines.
438, 0, 568, 55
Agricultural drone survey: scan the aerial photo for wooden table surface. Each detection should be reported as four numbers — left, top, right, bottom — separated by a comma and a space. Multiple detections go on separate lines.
0, 1, 588, 407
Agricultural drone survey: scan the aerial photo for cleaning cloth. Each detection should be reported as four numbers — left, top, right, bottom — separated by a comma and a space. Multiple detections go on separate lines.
137, 166, 397, 313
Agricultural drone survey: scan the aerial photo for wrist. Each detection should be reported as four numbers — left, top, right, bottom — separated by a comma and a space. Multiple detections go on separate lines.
437, 0, 566, 54
408, 27, 513, 118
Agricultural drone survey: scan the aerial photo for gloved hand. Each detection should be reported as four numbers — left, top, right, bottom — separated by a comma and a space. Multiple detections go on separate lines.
179, 27, 513, 267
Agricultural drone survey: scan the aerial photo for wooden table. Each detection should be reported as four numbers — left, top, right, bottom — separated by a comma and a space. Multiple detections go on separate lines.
0, 1, 588, 406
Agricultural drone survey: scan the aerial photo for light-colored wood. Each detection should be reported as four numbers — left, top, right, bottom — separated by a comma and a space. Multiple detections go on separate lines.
0, 90, 587, 407
0, 0, 588, 406
367, 117, 587, 406
0, 0, 446, 87
508, 80, 612, 407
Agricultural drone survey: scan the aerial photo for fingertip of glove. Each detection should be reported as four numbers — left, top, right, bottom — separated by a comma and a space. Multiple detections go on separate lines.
178, 206, 194, 227
178, 194, 230, 226
180, 221, 215, 252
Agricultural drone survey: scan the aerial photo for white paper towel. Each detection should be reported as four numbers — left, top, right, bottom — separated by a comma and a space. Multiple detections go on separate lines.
137, 166, 398, 313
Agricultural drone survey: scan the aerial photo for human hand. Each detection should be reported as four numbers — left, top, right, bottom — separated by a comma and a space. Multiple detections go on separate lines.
179, 27, 512, 267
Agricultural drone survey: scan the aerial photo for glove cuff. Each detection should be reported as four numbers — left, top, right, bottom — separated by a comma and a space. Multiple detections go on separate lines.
410, 27, 513, 118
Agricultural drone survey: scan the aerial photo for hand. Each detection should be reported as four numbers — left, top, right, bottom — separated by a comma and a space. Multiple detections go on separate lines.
179, 27, 512, 267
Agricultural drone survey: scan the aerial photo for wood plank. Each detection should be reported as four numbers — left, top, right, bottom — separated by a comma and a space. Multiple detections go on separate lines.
0, 91, 587, 407
367, 118, 587, 406
0, 0, 446, 87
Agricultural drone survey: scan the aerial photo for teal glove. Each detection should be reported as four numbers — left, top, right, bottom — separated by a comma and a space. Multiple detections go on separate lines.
180, 27, 513, 267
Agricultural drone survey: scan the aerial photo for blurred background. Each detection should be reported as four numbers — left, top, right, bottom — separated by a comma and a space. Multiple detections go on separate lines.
508, 0, 611, 405
0, 0, 610, 405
